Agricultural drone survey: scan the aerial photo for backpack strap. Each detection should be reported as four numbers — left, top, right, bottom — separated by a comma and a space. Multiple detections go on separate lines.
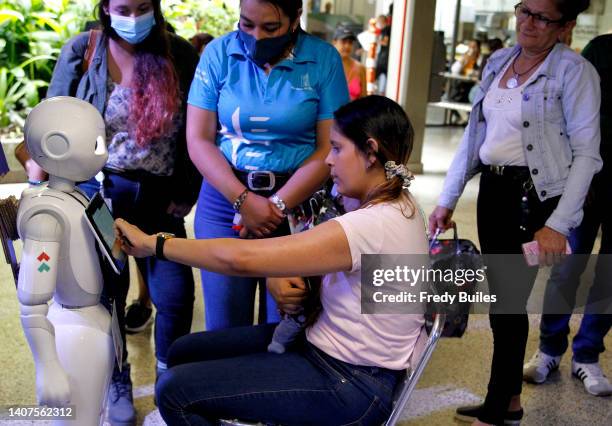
82, 29, 101, 73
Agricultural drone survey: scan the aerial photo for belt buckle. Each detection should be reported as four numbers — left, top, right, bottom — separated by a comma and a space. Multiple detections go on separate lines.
247, 171, 275, 191
491, 165, 505, 176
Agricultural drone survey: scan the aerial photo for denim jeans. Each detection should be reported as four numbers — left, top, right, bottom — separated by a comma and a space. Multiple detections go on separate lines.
194, 180, 281, 331
539, 172, 612, 363
80, 171, 195, 366
156, 324, 401, 425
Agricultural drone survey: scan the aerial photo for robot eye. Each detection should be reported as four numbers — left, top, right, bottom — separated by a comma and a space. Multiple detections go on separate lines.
94, 135, 106, 155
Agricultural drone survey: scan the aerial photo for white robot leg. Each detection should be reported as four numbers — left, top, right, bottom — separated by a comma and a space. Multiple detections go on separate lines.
48, 303, 114, 426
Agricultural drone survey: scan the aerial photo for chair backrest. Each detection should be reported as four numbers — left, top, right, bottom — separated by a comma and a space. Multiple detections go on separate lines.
0, 196, 20, 287
384, 313, 446, 426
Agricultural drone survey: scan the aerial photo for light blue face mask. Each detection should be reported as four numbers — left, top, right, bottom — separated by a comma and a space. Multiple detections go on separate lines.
110, 10, 156, 45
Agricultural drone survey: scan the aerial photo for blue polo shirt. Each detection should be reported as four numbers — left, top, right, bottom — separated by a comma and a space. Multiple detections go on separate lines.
188, 30, 349, 173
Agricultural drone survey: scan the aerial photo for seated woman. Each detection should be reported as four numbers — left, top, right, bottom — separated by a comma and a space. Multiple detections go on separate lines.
115, 95, 428, 426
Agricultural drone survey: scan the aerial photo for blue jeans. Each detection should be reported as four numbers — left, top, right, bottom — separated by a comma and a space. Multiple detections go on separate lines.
539, 172, 612, 363
156, 324, 401, 425
194, 181, 281, 331
80, 171, 195, 366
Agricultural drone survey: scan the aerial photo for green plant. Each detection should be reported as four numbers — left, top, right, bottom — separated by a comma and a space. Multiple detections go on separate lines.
0, 0, 238, 134
163, 0, 238, 39
0, 0, 95, 132
0, 0, 96, 79
0, 56, 50, 128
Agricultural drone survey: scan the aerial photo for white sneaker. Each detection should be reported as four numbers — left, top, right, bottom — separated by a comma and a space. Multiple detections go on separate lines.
572, 361, 612, 396
523, 350, 561, 384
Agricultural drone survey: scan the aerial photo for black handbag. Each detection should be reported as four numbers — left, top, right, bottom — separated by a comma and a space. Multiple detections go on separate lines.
288, 181, 345, 234
0, 196, 20, 287
426, 223, 483, 337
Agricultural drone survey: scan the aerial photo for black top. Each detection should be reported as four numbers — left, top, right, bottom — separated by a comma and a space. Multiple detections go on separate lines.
376, 26, 391, 76
582, 34, 612, 167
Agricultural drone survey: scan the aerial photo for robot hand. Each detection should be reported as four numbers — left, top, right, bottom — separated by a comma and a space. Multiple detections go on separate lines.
35, 359, 71, 407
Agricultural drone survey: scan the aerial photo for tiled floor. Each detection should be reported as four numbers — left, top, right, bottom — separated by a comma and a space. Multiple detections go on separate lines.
0, 125, 610, 425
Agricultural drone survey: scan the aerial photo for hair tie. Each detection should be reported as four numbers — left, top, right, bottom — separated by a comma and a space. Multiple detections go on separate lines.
384, 161, 414, 190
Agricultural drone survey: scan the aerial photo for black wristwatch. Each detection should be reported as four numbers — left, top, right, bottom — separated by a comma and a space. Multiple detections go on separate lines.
156, 232, 175, 260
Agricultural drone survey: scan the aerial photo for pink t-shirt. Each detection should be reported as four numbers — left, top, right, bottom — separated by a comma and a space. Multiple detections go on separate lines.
306, 199, 428, 370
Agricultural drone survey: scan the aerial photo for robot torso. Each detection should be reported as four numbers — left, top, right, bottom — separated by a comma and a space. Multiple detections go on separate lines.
17, 186, 104, 307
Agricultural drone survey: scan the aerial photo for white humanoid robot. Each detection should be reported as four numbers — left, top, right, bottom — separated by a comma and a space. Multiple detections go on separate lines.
17, 96, 114, 425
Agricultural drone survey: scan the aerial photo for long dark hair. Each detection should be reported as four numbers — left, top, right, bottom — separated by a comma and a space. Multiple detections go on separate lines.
241, 0, 302, 23
333, 95, 415, 215
97, 0, 180, 147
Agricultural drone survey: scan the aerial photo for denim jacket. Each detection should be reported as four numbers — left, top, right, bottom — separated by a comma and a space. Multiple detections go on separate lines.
439, 43, 602, 236
46, 31, 202, 205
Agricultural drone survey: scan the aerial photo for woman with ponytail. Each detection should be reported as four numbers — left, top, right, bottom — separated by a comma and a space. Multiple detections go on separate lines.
46, 1, 201, 423
116, 96, 427, 425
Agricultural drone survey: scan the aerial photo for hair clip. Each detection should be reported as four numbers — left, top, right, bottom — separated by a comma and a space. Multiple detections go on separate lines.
384, 161, 414, 189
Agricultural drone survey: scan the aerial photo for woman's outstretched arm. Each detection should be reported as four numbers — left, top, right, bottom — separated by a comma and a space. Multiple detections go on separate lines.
115, 218, 352, 278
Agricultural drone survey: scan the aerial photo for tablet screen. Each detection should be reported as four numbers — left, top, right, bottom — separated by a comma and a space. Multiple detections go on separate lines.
84, 192, 126, 274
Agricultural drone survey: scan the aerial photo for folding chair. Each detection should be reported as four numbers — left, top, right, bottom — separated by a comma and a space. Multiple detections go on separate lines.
0, 196, 20, 287
384, 312, 445, 425
219, 313, 446, 426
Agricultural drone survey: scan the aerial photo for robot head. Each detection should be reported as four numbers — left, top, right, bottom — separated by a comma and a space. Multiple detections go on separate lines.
24, 97, 108, 182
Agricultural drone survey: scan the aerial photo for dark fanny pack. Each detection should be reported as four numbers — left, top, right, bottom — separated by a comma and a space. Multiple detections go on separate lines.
232, 168, 291, 194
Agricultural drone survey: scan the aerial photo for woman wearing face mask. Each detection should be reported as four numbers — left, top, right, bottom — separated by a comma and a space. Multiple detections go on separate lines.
45, 1, 201, 424
187, 0, 349, 331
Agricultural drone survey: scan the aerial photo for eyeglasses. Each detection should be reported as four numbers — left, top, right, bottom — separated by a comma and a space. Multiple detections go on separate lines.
514, 3, 565, 28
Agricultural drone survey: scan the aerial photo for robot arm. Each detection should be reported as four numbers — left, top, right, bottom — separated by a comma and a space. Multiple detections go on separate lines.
18, 212, 70, 407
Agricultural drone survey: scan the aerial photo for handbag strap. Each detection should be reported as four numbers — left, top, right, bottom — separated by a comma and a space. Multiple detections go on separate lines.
429, 222, 460, 252
82, 29, 101, 73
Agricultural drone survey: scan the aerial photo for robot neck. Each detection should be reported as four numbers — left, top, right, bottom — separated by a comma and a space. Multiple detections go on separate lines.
48, 175, 75, 193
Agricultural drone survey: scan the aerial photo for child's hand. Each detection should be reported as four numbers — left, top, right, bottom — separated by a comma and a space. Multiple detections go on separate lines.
266, 277, 308, 315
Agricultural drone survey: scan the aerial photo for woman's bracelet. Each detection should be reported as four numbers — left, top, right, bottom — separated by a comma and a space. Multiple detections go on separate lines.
232, 189, 249, 212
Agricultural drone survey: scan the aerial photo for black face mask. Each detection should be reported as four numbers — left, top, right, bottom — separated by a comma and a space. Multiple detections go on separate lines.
237, 25, 296, 68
